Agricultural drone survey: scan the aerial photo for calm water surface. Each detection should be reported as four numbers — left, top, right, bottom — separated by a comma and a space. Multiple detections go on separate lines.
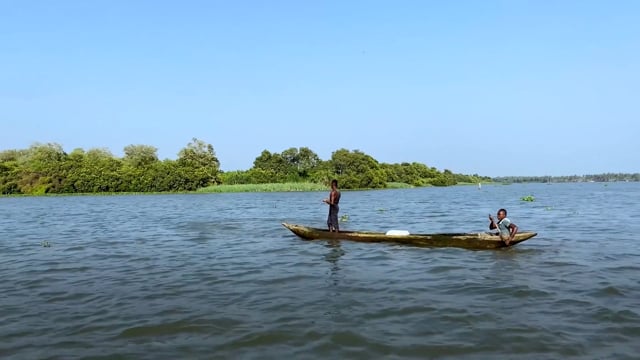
1, 183, 640, 359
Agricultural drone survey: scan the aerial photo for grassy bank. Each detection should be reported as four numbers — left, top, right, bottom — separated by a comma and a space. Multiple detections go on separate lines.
198, 182, 328, 193
385, 182, 415, 189
454, 181, 500, 186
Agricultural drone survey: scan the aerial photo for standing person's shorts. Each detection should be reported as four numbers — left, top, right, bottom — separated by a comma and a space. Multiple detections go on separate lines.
327, 205, 340, 231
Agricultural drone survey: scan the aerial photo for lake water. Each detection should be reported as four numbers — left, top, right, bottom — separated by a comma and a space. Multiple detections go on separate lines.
1, 183, 640, 359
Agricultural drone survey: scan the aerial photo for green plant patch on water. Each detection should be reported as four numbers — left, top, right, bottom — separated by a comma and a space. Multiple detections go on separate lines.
41, 241, 51, 247
340, 214, 350, 222
521, 195, 535, 202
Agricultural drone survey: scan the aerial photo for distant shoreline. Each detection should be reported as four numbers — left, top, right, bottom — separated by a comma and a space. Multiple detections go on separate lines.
1, 182, 408, 197
2, 180, 637, 198
493, 174, 639, 183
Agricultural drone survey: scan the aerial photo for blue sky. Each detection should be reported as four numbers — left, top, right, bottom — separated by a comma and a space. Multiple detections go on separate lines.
1, 1, 638, 177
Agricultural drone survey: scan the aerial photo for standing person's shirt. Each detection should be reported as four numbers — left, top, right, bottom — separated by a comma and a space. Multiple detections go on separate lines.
332, 191, 341, 206
497, 218, 511, 238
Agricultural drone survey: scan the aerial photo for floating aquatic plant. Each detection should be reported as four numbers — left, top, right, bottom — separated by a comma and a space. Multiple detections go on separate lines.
340, 214, 350, 222
377, 208, 386, 212
41, 241, 51, 247
520, 195, 535, 202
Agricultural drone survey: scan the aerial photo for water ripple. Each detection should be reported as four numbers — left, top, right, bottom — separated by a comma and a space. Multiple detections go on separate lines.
2, 184, 640, 359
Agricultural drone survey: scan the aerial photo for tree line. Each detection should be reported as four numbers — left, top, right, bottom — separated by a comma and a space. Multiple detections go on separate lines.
221, 147, 488, 188
0, 140, 490, 195
0, 139, 220, 194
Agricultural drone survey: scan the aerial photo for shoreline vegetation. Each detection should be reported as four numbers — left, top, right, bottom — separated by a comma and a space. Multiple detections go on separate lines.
198, 182, 328, 193
2, 140, 637, 196
4, 178, 636, 198
198, 181, 418, 193
0, 182, 481, 197
0, 140, 489, 196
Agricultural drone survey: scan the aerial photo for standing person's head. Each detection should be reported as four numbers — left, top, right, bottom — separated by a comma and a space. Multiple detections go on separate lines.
497, 208, 507, 220
331, 179, 338, 189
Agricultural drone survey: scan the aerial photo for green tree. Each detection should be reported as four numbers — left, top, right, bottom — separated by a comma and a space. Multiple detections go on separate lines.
123, 144, 159, 168
120, 145, 160, 192
151, 160, 183, 191
382, 162, 439, 186
247, 168, 280, 184
308, 159, 333, 184
17, 143, 67, 194
280, 147, 321, 179
429, 169, 457, 186
88, 148, 123, 192
176, 138, 221, 190
329, 149, 386, 189
59, 148, 86, 193
220, 170, 252, 185
0, 149, 24, 194
252, 150, 292, 182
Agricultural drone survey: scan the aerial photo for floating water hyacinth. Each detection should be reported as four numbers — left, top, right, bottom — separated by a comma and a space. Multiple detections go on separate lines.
521, 195, 535, 202
377, 208, 386, 212
41, 241, 51, 247
340, 214, 350, 222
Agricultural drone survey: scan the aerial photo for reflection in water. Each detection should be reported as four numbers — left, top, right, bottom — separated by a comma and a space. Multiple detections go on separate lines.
324, 240, 344, 287
323, 240, 345, 319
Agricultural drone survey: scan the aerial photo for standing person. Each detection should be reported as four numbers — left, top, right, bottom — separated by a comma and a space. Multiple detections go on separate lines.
323, 179, 341, 232
489, 208, 519, 245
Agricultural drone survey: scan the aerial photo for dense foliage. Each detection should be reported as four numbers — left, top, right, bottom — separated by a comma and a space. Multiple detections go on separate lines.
220, 147, 489, 189
1, 141, 489, 194
0, 139, 220, 194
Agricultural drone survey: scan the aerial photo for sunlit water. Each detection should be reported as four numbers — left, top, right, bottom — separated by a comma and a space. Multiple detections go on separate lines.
1, 183, 640, 359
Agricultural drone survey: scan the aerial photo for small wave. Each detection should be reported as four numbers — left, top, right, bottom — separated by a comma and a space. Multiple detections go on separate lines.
45, 292, 94, 303
591, 307, 640, 323
428, 265, 463, 274
117, 321, 211, 338
589, 285, 626, 298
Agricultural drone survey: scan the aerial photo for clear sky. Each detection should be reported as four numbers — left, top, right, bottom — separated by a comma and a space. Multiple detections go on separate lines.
1, 1, 638, 177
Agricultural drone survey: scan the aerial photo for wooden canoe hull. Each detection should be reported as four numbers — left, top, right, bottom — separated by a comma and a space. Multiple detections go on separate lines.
282, 223, 537, 249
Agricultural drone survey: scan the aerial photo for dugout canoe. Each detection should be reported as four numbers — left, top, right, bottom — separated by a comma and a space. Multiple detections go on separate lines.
281, 223, 537, 249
